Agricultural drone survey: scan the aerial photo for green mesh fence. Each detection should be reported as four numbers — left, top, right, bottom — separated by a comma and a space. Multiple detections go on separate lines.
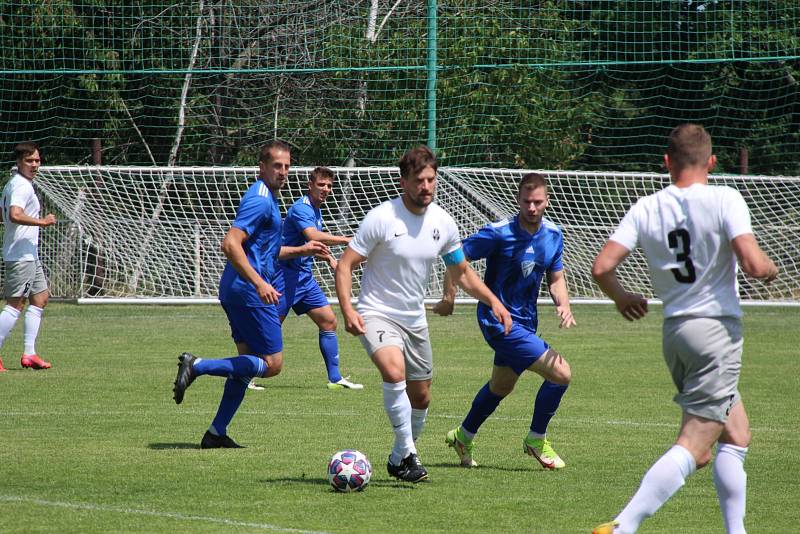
1, 1, 799, 172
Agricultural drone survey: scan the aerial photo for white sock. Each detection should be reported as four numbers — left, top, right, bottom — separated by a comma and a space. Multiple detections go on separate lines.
383, 381, 415, 465
411, 407, 428, 442
0, 305, 21, 349
23, 305, 44, 355
713, 443, 748, 534
616, 445, 697, 534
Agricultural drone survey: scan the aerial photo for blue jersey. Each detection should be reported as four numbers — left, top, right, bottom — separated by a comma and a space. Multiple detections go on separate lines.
463, 215, 564, 339
279, 194, 321, 275
218, 180, 283, 307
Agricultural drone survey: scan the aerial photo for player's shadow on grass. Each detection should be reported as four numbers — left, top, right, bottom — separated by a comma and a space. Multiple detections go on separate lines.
427, 461, 535, 473
259, 477, 328, 487
148, 442, 202, 450
260, 478, 415, 491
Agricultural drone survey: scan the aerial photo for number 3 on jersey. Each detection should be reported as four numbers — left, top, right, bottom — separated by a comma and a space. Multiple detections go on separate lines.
668, 229, 697, 283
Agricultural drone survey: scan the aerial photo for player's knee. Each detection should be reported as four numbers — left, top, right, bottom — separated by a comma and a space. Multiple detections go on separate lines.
488, 380, 514, 397
410, 394, 430, 410
406, 383, 432, 408
5, 298, 25, 311
263, 353, 283, 377
720, 426, 751, 448
549, 355, 571, 386
557, 361, 572, 385
321, 316, 337, 331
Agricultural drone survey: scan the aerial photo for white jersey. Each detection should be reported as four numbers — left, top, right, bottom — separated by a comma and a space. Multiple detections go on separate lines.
610, 183, 752, 319
349, 197, 461, 328
2, 173, 41, 261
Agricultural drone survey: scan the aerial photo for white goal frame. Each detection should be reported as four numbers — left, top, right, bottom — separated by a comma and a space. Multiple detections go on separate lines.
22, 166, 800, 306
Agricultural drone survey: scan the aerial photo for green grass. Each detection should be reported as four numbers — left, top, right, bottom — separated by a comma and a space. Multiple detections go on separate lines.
1, 303, 798, 533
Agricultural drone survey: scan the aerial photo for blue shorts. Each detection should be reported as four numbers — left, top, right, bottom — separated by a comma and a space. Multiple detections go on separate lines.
274, 268, 329, 317
486, 322, 550, 376
220, 302, 283, 356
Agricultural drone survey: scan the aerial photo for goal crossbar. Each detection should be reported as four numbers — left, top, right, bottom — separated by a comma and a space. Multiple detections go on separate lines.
24, 166, 800, 306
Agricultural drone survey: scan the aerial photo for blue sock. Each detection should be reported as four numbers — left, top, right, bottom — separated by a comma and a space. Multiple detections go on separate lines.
462, 382, 503, 435
319, 331, 342, 383
194, 355, 266, 379
531, 380, 568, 435
210, 377, 249, 436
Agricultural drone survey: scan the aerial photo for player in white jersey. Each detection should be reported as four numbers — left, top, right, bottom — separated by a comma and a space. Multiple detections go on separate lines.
335, 145, 512, 483
0, 142, 57, 372
591, 124, 779, 534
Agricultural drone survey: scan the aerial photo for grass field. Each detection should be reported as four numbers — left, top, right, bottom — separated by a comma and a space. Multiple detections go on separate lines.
1, 303, 798, 533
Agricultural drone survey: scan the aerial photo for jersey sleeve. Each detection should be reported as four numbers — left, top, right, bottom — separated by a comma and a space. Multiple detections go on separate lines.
232, 194, 268, 237
462, 223, 497, 261
440, 212, 462, 256
722, 188, 753, 240
289, 201, 318, 233
349, 205, 384, 257
8, 180, 32, 209
549, 231, 565, 273
609, 201, 642, 252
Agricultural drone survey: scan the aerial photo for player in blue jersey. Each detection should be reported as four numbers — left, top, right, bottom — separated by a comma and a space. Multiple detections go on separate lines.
435, 172, 575, 469
172, 140, 328, 449
267, 166, 362, 390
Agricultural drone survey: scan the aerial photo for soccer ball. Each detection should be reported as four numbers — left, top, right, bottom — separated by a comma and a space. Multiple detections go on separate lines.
327, 449, 372, 492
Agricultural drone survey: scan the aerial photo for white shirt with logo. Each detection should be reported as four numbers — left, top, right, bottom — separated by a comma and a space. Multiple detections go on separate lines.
349, 197, 461, 328
2, 173, 41, 261
610, 183, 752, 318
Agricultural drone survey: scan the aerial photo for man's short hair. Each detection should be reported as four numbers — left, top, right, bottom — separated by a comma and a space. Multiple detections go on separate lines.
518, 172, 547, 195
399, 145, 438, 180
258, 139, 291, 163
310, 166, 334, 183
667, 123, 712, 169
13, 142, 39, 162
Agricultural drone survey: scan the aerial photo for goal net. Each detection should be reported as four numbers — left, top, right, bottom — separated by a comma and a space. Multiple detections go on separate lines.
28, 166, 800, 304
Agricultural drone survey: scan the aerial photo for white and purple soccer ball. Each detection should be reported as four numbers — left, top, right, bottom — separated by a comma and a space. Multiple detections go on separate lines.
327, 449, 372, 492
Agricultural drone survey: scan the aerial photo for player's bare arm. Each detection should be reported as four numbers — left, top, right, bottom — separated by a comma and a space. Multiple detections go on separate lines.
592, 240, 648, 321
546, 269, 576, 329
8, 206, 56, 227
334, 246, 367, 336
221, 226, 280, 305
431, 266, 458, 316
279, 239, 329, 260
301, 226, 351, 246
731, 233, 779, 283
315, 251, 337, 271
446, 259, 512, 334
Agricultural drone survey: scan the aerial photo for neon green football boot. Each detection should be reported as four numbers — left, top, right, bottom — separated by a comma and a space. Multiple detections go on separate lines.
445, 427, 477, 467
522, 435, 565, 469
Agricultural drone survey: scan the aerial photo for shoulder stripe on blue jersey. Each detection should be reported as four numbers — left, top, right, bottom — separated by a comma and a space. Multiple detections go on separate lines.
490, 217, 512, 228
542, 217, 559, 230
258, 182, 271, 198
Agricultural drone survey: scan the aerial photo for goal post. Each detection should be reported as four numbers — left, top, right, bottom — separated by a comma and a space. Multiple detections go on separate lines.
28, 166, 800, 305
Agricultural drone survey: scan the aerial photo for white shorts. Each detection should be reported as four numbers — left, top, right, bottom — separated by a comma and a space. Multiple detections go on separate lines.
359, 314, 433, 381
662, 316, 743, 423
4, 261, 49, 298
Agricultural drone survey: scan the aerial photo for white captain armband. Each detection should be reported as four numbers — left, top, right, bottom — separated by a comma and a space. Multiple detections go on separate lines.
442, 247, 465, 266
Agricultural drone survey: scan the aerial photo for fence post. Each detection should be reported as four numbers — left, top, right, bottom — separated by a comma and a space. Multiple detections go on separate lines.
426, 0, 437, 151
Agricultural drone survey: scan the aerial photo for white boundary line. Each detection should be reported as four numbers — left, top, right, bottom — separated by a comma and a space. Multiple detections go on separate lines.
0, 495, 328, 533
1, 409, 791, 434
72, 297, 800, 307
